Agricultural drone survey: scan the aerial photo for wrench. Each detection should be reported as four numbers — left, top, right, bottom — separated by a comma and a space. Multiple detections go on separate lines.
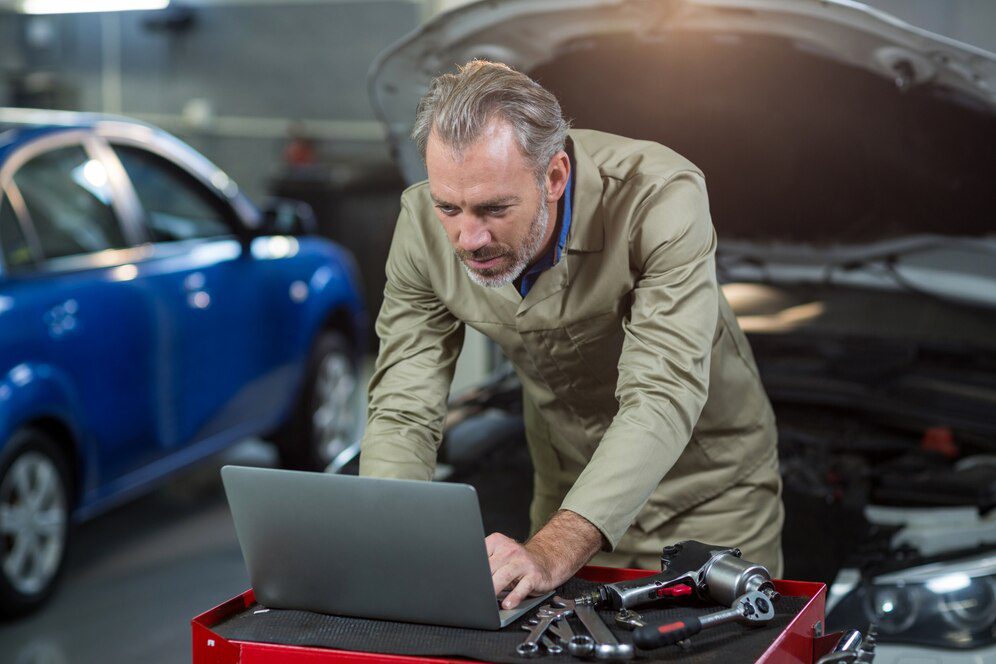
520, 625, 565, 655
633, 590, 775, 649
527, 615, 577, 649
553, 595, 634, 661
549, 617, 578, 645
517, 605, 573, 658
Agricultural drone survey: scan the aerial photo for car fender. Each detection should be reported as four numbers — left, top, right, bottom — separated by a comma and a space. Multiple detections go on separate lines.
297, 240, 368, 354
0, 362, 93, 503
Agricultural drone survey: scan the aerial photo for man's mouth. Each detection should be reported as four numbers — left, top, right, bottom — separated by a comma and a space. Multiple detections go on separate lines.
465, 254, 507, 270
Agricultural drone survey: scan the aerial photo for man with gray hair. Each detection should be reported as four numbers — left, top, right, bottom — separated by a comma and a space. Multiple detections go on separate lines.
360, 60, 783, 610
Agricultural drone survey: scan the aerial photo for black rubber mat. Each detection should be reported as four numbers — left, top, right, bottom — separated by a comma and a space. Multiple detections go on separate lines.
212, 577, 809, 663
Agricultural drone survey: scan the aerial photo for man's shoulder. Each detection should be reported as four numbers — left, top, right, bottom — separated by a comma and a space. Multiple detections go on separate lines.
399, 179, 433, 211
396, 180, 443, 241
570, 129, 704, 185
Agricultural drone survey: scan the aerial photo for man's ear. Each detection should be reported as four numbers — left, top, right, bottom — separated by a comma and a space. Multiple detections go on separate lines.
544, 150, 571, 202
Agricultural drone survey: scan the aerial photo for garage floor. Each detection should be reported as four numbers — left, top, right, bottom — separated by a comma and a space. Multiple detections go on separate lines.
0, 438, 534, 663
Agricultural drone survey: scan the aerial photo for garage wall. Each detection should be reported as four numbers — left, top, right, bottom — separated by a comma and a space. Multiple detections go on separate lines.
2, 0, 994, 199
0, 17, 23, 104
1, 1, 422, 201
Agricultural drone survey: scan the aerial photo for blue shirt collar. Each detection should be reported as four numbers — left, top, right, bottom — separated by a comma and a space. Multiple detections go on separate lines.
517, 164, 574, 297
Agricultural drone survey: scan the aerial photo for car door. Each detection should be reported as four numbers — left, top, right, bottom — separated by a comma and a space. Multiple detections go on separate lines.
0, 134, 162, 487
100, 140, 280, 449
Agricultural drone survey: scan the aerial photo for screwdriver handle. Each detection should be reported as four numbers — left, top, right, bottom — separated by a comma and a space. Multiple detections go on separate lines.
633, 616, 703, 649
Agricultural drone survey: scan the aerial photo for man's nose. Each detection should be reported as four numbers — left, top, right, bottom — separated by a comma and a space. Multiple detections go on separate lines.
457, 216, 491, 253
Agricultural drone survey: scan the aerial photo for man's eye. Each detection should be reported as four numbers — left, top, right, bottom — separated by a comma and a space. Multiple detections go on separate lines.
484, 206, 508, 216
436, 205, 458, 215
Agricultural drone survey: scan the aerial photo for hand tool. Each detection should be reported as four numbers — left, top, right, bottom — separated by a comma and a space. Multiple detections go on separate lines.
549, 616, 580, 646
553, 595, 634, 661
517, 605, 573, 658
520, 625, 565, 656
522, 620, 564, 655
816, 626, 877, 664
613, 609, 645, 630
632, 590, 775, 649
576, 540, 778, 609
542, 634, 564, 656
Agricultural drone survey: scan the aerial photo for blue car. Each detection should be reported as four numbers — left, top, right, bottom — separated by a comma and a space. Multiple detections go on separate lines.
0, 110, 366, 617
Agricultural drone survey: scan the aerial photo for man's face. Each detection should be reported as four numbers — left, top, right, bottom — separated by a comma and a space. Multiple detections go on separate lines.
426, 120, 553, 288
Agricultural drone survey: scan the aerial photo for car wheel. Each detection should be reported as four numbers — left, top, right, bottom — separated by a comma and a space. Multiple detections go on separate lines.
278, 330, 360, 471
0, 428, 71, 619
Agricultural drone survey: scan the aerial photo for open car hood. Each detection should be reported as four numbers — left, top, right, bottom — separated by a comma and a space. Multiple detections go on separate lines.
370, 0, 996, 306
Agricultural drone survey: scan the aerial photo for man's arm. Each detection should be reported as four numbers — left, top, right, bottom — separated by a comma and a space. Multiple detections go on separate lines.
359, 200, 464, 480
487, 510, 602, 609
494, 171, 719, 607
562, 170, 718, 544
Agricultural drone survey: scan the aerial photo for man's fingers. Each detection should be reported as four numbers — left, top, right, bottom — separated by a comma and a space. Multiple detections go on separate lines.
485, 533, 499, 558
502, 575, 535, 610
485, 532, 512, 557
491, 561, 521, 597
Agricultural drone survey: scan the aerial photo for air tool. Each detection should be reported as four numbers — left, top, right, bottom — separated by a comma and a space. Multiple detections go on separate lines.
576, 540, 779, 610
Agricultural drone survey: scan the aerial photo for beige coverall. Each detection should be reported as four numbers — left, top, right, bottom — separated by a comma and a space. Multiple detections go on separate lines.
359, 129, 784, 576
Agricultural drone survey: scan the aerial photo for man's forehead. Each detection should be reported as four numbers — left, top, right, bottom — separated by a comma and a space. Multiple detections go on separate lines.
429, 189, 521, 207
428, 117, 523, 162
425, 120, 534, 200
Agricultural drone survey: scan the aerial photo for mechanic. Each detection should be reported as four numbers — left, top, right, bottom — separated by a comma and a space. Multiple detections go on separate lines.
359, 60, 783, 610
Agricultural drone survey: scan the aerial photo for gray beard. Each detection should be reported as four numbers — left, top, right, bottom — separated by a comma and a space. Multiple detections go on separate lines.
462, 198, 551, 289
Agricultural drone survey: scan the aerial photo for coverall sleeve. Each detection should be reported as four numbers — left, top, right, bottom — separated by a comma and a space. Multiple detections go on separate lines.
559, 171, 719, 549
358, 200, 465, 481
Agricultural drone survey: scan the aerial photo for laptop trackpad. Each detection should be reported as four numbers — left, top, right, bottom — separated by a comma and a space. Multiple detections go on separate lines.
497, 591, 554, 628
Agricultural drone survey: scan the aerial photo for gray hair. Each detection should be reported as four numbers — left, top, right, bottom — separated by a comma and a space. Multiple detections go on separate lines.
411, 60, 571, 181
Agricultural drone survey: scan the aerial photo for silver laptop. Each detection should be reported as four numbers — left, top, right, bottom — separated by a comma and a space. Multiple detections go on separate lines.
221, 465, 550, 629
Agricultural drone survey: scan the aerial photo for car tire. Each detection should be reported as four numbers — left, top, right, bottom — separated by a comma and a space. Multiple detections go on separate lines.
277, 330, 360, 472
0, 428, 72, 620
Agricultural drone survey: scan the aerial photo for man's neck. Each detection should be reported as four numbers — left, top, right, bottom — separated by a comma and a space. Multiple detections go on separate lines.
527, 200, 561, 270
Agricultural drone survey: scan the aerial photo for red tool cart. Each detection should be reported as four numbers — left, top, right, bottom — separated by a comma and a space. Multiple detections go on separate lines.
192, 567, 827, 664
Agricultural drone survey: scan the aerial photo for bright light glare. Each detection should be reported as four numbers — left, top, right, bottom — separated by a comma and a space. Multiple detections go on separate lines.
210, 171, 232, 192
10, 364, 33, 386
252, 236, 299, 260
269, 236, 291, 258
110, 264, 138, 282
926, 573, 972, 594
189, 292, 211, 309
82, 160, 108, 189
880, 600, 895, 613
21, 0, 169, 13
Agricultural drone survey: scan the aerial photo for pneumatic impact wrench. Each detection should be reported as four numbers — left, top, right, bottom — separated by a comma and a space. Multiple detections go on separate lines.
578, 540, 780, 610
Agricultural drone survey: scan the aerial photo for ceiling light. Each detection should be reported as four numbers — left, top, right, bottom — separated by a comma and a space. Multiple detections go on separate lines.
20, 0, 169, 14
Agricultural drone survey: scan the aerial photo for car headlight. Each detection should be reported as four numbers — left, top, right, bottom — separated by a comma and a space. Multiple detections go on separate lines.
828, 550, 996, 649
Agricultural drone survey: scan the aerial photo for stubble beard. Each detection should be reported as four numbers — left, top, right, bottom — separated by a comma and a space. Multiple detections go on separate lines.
459, 193, 551, 289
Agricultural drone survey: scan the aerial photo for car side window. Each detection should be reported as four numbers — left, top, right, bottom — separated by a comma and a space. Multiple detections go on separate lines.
1, 193, 34, 271
12, 145, 128, 260
114, 145, 235, 243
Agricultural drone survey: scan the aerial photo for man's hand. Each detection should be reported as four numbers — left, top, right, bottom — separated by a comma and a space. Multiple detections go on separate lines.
486, 510, 604, 609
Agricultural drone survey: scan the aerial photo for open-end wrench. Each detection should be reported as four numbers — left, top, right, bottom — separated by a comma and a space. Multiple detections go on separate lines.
553, 595, 634, 661
520, 623, 565, 655
517, 606, 573, 658
633, 590, 775, 649
549, 617, 578, 645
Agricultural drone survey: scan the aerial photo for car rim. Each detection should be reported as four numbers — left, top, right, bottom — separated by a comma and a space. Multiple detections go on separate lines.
0, 452, 67, 596
312, 352, 358, 466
